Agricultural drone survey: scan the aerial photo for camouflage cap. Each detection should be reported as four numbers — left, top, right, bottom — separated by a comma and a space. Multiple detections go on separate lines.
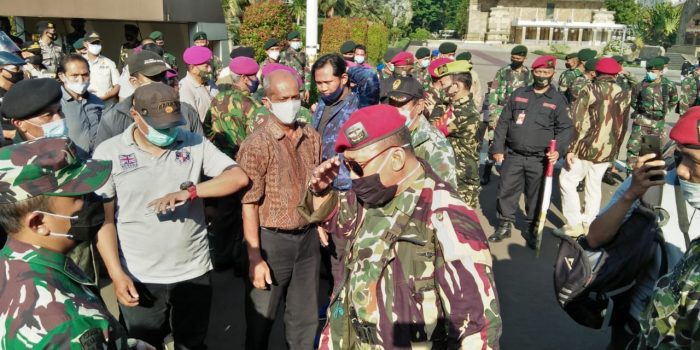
0, 138, 112, 204
436, 60, 472, 77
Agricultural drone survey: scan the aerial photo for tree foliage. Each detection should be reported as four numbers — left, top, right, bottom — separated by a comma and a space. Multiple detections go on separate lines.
319, 17, 388, 64
604, 0, 641, 26
239, 1, 293, 61
637, 2, 683, 48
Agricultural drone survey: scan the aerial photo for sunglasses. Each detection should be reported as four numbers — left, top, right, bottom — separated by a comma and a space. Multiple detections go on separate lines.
343, 145, 406, 177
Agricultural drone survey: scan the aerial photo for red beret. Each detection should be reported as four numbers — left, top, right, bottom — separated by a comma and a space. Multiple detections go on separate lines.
428, 57, 453, 79
261, 63, 302, 87
595, 57, 621, 75
229, 56, 259, 75
390, 51, 415, 66
183, 46, 212, 65
670, 106, 700, 148
532, 55, 557, 69
335, 105, 406, 153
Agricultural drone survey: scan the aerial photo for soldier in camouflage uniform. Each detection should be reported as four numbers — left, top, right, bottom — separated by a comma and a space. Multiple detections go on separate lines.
456, 51, 483, 107
385, 76, 458, 188
613, 55, 637, 91
567, 58, 598, 105
627, 57, 678, 169
119, 24, 140, 70
413, 47, 432, 90
150, 31, 178, 73
424, 57, 453, 122
300, 104, 501, 349
279, 31, 312, 103
678, 63, 700, 114
559, 49, 596, 104
192, 31, 223, 77
36, 21, 64, 74
557, 52, 581, 94
0, 137, 136, 349
433, 60, 483, 208
555, 58, 630, 237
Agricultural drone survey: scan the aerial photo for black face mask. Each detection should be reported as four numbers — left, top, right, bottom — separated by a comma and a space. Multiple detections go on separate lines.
4, 69, 24, 84
511, 61, 523, 69
27, 55, 43, 66
67, 194, 105, 242
533, 75, 552, 89
352, 173, 398, 208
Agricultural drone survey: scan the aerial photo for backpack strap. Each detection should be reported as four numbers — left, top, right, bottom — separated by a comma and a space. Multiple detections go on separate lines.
674, 182, 691, 250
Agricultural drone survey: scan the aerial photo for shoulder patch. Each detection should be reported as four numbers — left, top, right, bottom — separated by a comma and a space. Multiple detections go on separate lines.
515, 97, 529, 103
79, 328, 107, 349
542, 102, 556, 110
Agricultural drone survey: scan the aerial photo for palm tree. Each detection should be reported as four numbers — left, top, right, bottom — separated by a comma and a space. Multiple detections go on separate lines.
291, 0, 306, 25
638, 2, 683, 48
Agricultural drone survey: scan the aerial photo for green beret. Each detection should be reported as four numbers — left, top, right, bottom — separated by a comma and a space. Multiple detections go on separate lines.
340, 40, 356, 54
415, 47, 430, 59
456, 51, 472, 61
192, 31, 207, 41
584, 58, 598, 72
612, 55, 624, 64
287, 31, 300, 40
263, 38, 280, 50
149, 31, 163, 40
511, 45, 528, 56
73, 38, 84, 50
439, 42, 457, 54
656, 56, 670, 64
577, 49, 597, 62
646, 57, 665, 70
565, 52, 578, 60
383, 47, 401, 62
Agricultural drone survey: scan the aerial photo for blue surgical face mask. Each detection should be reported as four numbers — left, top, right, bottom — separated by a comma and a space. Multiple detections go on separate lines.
321, 83, 344, 104
679, 178, 700, 209
645, 72, 657, 82
27, 118, 68, 139
290, 41, 302, 51
247, 76, 259, 93
139, 123, 179, 147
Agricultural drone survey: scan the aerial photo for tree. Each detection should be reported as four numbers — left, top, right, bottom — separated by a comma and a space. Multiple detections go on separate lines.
638, 2, 683, 48
411, 0, 443, 32
290, 0, 306, 25
605, 0, 641, 26
239, 1, 293, 61
221, 0, 250, 41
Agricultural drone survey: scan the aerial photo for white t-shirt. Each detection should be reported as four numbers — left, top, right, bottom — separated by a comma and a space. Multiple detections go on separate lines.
93, 124, 236, 283
87, 55, 120, 99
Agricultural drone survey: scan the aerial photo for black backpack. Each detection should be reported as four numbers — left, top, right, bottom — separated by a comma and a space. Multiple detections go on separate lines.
553, 189, 668, 329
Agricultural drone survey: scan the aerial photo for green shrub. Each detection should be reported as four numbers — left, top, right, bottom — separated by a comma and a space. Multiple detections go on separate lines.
602, 39, 626, 56
319, 17, 353, 55
410, 28, 431, 41
350, 18, 370, 45
239, 0, 293, 62
320, 17, 388, 65
549, 43, 571, 55
366, 22, 389, 64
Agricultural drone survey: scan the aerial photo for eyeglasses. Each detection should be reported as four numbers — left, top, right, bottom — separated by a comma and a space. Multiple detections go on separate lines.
343, 145, 407, 177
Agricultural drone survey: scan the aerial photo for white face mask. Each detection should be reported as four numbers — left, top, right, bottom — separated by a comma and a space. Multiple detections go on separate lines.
268, 50, 280, 61
421, 59, 430, 68
270, 99, 301, 125
65, 81, 89, 95
679, 178, 700, 209
87, 44, 102, 56
355, 55, 366, 64
290, 42, 302, 51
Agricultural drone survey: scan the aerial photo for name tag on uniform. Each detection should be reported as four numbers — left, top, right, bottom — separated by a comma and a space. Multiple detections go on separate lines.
516, 111, 526, 125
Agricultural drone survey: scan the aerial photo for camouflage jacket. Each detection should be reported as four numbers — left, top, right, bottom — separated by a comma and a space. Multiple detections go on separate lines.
636, 238, 700, 348
204, 86, 261, 158
558, 67, 582, 101
439, 94, 482, 162
616, 70, 637, 91
679, 70, 700, 115
631, 78, 678, 120
163, 52, 178, 72
426, 86, 449, 123
40, 40, 64, 74
568, 75, 592, 106
569, 75, 631, 163
414, 66, 431, 91
301, 165, 501, 349
0, 238, 128, 349
411, 116, 458, 189
487, 65, 533, 125
280, 47, 312, 91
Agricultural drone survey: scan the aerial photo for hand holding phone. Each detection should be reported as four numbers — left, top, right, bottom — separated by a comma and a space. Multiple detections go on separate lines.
639, 135, 664, 182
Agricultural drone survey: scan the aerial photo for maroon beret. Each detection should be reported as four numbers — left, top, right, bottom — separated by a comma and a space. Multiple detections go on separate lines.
390, 51, 415, 67
532, 55, 557, 69
671, 106, 700, 148
335, 105, 406, 153
595, 57, 621, 75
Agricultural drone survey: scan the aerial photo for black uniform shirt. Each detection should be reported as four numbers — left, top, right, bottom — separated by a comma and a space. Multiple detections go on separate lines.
492, 85, 573, 156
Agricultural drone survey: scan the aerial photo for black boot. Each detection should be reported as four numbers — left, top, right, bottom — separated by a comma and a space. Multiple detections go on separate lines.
488, 221, 512, 242
524, 226, 538, 250
601, 168, 617, 185
481, 162, 493, 185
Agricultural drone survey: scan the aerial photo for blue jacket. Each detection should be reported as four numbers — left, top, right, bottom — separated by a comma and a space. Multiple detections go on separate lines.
313, 90, 360, 190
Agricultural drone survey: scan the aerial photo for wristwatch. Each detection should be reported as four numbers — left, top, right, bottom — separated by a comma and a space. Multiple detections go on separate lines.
180, 181, 198, 201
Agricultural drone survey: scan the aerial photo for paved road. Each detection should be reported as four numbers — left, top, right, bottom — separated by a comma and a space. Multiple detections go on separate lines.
99, 45, 682, 349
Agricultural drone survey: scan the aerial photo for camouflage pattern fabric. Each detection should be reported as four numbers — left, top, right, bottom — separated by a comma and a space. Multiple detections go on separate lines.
0, 238, 129, 349
569, 75, 631, 163
636, 238, 700, 348
414, 65, 431, 91
662, 76, 680, 111
426, 85, 449, 123
567, 75, 592, 106
39, 40, 64, 74
211, 54, 223, 77
303, 164, 501, 349
678, 70, 700, 114
435, 94, 482, 208
627, 79, 677, 168
163, 52, 178, 72
487, 65, 533, 130
410, 116, 458, 189
558, 67, 582, 102
204, 86, 262, 159
616, 70, 637, 91
279, 47, 312, 92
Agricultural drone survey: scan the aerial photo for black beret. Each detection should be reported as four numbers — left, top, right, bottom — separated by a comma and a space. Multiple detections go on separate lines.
565, 52, 578, 60
263, 38, 280, 50
383, 47, 401, 62
230, 46, 256, 59
438, 42, 457, 54
287, 31, 300, 40
511, 45, 528, 56
456, 51, 472, 61
415, 47, 430, 59
340, 40, 357, 54
1, 79, 63, 120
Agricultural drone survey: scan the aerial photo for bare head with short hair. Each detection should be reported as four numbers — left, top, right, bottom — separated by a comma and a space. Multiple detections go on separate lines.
263, 69, 299, 99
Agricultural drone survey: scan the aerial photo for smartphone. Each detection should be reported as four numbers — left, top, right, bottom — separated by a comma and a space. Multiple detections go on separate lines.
639, 135, 664, 181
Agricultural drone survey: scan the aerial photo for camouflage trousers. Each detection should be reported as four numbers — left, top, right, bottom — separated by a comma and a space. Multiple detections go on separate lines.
626, 120, 665, 170
454, 146, 481, 209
